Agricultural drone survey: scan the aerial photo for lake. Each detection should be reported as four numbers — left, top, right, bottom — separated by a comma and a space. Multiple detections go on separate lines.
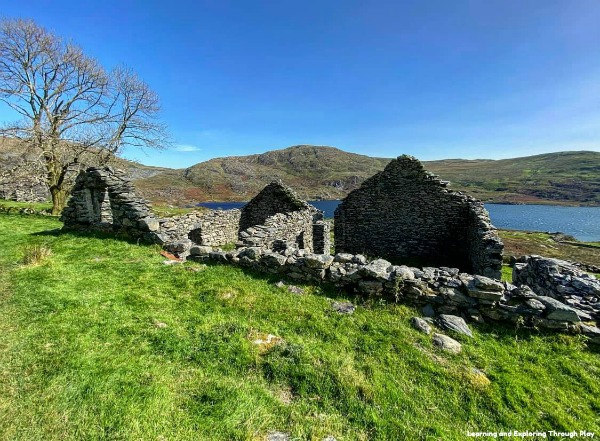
197, 201, 600, 242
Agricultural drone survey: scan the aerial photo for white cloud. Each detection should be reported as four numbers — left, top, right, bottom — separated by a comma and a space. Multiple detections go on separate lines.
173, 144, 201, 152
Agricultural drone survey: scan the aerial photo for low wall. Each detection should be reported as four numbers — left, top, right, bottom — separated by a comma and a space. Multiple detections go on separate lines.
189, 246, 599, 340
160, 209, 241, 246
513, 255, 600, 320
239, 210, 316, 250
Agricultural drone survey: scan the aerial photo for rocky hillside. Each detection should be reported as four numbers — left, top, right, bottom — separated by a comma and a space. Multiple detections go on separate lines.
0, 137, 169, 201
3, 139, 599, 206
135, 145, 390, 204
135, 146, 600, 206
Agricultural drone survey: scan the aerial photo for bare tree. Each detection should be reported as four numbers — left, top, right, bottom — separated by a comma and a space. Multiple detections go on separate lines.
0, 18, 168, 214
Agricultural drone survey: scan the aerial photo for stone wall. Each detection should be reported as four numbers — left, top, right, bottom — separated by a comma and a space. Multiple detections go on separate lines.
62, 169, 329, 257
238, 181, 326, 253
334, 155, 503, 279
312, 220, 331, 254
513, 255, 600, 321
161, 209, 241, 246
188, 246, 599, 341
61, 167, 158, 239
0, 181, 49, 203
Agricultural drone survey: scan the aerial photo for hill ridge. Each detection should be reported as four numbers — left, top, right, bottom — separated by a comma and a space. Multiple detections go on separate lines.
133, 145, 600, 206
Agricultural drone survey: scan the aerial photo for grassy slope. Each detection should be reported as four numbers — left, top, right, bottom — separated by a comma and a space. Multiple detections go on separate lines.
425, 151, 600, 205
136, 147, 600, 206
136, 146, 391, 204
0, 214, 599, 440
499, 230, 600, 268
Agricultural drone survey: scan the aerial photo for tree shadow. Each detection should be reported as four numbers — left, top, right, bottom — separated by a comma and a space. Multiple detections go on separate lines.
32, 227, 148, 246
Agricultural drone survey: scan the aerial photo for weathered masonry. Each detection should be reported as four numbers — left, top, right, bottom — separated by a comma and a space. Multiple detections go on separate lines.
238, 181, 330, 254
60, 167, 158, 238
334, 155, 504, 279
61, 168, 330, 255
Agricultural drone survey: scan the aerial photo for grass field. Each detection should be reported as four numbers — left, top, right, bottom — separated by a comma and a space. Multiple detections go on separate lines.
0, 213, 599, 440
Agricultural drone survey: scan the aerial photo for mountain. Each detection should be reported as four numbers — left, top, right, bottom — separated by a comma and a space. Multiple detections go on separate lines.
2, 139, 599, 206
134, 146, 600, 206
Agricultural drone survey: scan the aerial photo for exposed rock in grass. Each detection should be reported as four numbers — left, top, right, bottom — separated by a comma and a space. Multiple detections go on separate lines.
464, 368, 491, 389
250, 331, 283, 354
432, 333, 462, 353
332, 301, 356, 315
436, 314, 473, 338
267, 431, 290, 441
411, 317, 432, 335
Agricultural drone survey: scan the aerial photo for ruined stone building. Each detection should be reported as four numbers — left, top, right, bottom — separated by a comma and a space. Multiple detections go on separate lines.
237, 181, 330, 253
334, 155, 503, 279
62, 168, 330, 255
60, 167, 158, 237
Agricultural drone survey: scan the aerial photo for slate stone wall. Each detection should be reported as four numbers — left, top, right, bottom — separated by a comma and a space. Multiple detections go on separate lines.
189, 246, 599, 340
334, 155, 503, 279
0, 181, 48, 203
61, 167, 157, 239
513, 255, 600, 320
239, 181, 313, 230
312, 220, 331, 254
61, 170, 327, 256
238, 181, 326, 253
159, 209, 241, 246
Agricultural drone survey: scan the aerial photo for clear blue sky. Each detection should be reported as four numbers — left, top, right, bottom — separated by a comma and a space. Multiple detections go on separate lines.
2, 0, 600, 168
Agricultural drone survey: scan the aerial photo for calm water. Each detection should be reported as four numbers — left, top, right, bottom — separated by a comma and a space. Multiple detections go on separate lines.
197, 201, 600, 242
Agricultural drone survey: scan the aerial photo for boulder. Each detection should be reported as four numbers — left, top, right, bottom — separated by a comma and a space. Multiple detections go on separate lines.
436, 314, 473, 338
432, 333, 462, 354
332, 301, 356, 315
361, 259, 393, 280
410, 317, 432, 335
304, 253, 334, 269
536, 296, 582, 322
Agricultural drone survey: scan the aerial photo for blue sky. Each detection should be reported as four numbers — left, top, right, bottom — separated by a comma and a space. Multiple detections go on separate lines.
1, 0, 600, 168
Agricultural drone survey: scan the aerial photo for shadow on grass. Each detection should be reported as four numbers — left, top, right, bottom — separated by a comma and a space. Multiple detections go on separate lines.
32, 227, 150, 246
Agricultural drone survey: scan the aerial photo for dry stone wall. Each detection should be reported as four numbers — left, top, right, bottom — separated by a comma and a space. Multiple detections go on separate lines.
334, 155, 503, 279
513, 255, 600, 321
61, 167, 157, 239
62, 169, 329, 257
0, 180, 48, 203
189, 246, 599, 341
238, 181, 329, 253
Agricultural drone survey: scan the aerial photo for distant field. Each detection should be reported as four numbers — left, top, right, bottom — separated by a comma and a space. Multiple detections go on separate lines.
0, 213, 599, 440
499, 230, 600, 268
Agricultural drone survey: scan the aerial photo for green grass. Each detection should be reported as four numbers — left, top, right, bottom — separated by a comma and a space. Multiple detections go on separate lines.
0, 198, 52, 212
0, 213, 599, 440
500, 265, 513, 283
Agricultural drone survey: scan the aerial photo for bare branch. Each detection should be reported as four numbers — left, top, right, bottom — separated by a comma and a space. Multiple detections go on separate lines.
0, 18, 169, 213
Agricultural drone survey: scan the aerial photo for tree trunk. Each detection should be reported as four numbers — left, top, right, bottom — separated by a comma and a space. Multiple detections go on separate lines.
50, 186, 67, 215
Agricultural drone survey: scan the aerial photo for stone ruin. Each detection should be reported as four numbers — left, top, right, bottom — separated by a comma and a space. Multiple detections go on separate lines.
60, 165, 600, 341
60, 167, 159, 237
334, 155, 504, 279
61, 167, 330, 256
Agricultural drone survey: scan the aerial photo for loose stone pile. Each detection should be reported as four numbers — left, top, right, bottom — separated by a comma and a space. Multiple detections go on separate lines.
513, 255, 600, 322
334, 155, 504, 279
